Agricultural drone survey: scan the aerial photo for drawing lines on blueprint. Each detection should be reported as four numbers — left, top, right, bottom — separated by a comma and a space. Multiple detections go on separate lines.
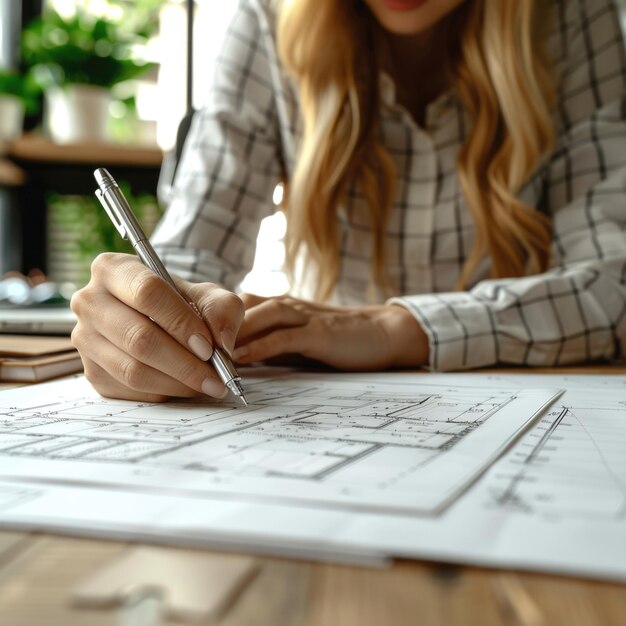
487, 397, 626, 523
2, 383, 517, 475
0, 375, 560, 514
205, 384, 507, 480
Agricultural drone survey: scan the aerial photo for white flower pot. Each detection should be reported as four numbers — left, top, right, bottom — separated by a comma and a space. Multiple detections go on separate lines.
0, 94, 24, 141
44, 84, 112, 144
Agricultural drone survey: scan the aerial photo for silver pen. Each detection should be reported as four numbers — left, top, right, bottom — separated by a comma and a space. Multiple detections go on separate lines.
94, 167, 248, 406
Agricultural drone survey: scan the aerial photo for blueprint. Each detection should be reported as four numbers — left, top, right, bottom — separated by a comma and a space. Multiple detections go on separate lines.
0, 374, 559, 514
485, 390, 626, 523
1, 372, 626, 582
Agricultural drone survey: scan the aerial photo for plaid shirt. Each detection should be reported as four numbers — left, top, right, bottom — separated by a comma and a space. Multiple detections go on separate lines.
151, 0, 626, 371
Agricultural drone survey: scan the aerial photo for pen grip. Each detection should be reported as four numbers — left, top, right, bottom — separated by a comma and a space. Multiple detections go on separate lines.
135, 243, 241, 386
185, 300, 240, 383
211, 347, 240, 383
134, 241, 179, 293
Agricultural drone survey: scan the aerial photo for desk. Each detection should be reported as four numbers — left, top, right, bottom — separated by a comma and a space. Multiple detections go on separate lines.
1, 366, 625, 626
4, 134, 162, 273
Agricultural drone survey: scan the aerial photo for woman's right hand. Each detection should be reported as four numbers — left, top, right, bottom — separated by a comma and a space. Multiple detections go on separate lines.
70, 253, 245, 403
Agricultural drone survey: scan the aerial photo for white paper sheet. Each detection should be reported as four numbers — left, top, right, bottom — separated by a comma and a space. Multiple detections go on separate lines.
0, 374, 558, 514
1, 372, 625, 581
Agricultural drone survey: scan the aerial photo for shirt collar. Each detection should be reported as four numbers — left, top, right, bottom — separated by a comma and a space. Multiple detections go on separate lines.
379, 70, 457, 128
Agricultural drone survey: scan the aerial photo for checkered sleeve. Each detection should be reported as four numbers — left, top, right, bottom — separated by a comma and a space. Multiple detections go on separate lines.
150, 0, 283, 290
391, 0, 626, 370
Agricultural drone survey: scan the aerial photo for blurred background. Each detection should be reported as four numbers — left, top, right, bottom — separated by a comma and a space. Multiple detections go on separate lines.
0, 0, 624, 305
0, 0, 286, 306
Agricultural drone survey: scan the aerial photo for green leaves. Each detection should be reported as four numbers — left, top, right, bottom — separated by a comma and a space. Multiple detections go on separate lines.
0, 68, 41, 114
48, 183, 161, 284
21, 9, 155, 90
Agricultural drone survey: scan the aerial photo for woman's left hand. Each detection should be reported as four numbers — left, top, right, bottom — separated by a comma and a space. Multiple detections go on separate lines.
233, 294, 429, 370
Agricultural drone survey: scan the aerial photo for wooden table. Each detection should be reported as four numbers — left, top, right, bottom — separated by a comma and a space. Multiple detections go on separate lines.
1, 366, 625, 626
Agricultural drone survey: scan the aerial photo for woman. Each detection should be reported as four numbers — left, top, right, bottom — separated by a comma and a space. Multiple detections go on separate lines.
71, 0, 626, 402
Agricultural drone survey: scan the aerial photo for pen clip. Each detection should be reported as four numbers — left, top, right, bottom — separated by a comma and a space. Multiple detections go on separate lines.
96, 189, 128, 240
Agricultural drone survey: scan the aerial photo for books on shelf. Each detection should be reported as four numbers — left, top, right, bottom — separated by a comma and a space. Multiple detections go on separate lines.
0, 335, 83, 382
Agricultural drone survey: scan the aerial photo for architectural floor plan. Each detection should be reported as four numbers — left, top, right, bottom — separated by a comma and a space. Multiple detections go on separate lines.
0, 373, 625, 582
0, 373, 559, 514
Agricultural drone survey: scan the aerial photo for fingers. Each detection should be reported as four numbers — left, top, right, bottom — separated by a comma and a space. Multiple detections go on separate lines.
231, 301, 405, 371
182, 281, 245, 356
72, 291, 227, 399
234, 325, 315, 364
81, 353, 194, 403
72, 252, 248, 401
239, 293, 268, 309
237, 298, 308, 344
89, 253, 240, 362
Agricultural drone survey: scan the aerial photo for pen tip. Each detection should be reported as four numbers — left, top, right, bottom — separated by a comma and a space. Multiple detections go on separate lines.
225, 379, 248, 407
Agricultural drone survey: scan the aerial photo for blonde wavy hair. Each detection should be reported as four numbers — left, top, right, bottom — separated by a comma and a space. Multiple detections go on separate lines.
278, 0, 556, 300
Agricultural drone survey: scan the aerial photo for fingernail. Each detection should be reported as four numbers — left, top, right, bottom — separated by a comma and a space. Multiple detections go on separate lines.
188, 334, 213, 361
220, 329, 236, 356
233, 345, 249, 360
202, 377, 227, 398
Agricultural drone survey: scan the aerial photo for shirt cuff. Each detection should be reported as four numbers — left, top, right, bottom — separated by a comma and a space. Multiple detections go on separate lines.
387, 293, 499, 371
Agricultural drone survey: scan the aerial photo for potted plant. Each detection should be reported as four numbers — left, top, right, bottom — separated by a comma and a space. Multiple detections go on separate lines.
47, 183, 161, 284
21, 9, 154, 144
0, 68, 40, 141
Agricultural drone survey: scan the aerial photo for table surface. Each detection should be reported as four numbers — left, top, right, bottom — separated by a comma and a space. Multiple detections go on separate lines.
1, 365, 625, 625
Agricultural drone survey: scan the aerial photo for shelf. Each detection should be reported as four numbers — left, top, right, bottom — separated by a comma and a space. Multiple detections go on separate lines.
0, 159, 25, 187
8, 134, 163, 168
4, 134, 164, 274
